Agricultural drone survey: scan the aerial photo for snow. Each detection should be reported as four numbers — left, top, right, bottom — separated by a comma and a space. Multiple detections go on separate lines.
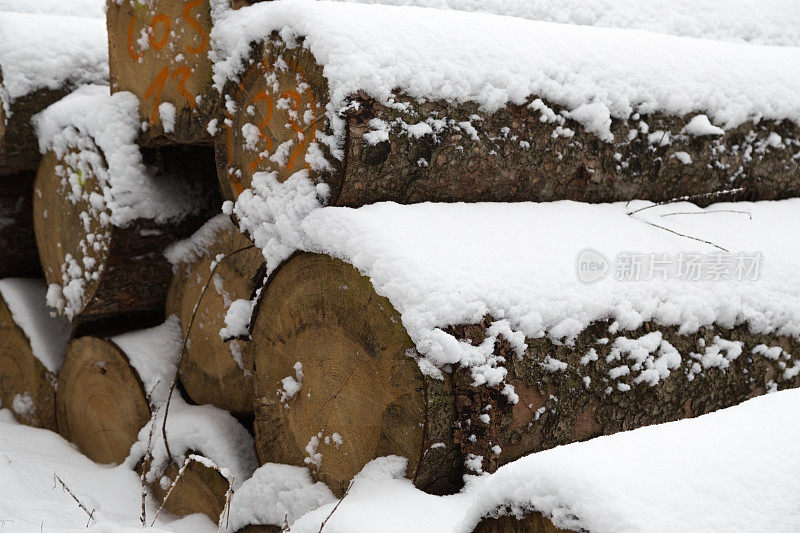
0, 409, 216, 532
237, 192, 800, 386
272, 388, 800, 532
337, 0, 800, 47
211, 0, 800, 152
164, 214, 234, 266
683, 114, 725, 137
218, 297, 254, 339
0, 0, 105, 18
0, 12, 107, 111
34, 84, 208, 226
0, 278, 71, 373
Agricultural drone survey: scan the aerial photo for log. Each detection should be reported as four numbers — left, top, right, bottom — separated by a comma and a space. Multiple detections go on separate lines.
250, 253, 800, 496
56, 336, 150, 464
473, 513, 571, 533
106, 0, 262, 145
149, 456, 230, 523
0, 280, 67, 430
166, 217, 264, 414
0, 172, 40, 277
0, 86, 68, 174
215, 37, 800, 206
33, 143, 218, 333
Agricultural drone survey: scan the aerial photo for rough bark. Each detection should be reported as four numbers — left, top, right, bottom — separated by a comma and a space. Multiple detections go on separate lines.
216, 38, 800, 206
33, 144, 218, 333
148, 456, 230, 523
0, 172, 40, 277
0, 83, 69, 174
167, 221, 264, 414
250, 253, 461, 498
0, 291, 57, 430
250, 253, 800, 495
473, 513, 573, 533
56, 336, 150, 464
106, 0, 264, 146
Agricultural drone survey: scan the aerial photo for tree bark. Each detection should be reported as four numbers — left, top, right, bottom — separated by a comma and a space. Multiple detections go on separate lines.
0, 290, 56, 430
33, 144, 218, 334
216, 38, 800, 206
0, 172, 40, 277
0, 84, 69, 174
106, 0, 264, 146
56, 336, 150, 464
167, 219, 264, 414
250, 252, 800, 497
473, 513, 572, 533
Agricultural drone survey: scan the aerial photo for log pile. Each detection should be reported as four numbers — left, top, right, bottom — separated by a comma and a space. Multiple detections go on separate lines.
0, 1, 799, 532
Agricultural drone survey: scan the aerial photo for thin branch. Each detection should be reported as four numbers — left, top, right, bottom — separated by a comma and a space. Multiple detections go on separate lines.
627, 187, 745, 216
161, 244, 256, 461
54, 475, 95, 526
639, 219, 728, 252
319, 481, 354, 533
151, 456, 192, 527
140, 406, 159, 526
660, 209, 751, 220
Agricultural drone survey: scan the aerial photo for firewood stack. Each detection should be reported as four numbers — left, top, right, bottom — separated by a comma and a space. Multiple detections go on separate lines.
1, 0, 799, 531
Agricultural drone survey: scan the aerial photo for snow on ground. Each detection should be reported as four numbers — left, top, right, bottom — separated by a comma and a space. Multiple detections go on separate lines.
0, 0, 105, 18
0, 278, 71, 373
0, 11, 107, 112
338, 0, 800, 47
211, 0, 800, 151
283, 387, 800, 532
0, 410, 216, 533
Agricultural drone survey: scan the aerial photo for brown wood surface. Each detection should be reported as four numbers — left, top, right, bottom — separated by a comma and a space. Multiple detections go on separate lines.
473, 513, 573, 533
56, 336, 150, 465
216, 37, 800, 207
167, 220, 263, 413
250, 253, 800, 495
0, 292, 57, 430
0, 172, 40, 277
149, 457, 230, 523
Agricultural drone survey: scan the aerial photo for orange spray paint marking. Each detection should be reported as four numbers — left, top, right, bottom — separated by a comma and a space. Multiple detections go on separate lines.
171, 67, 196, 110
183, 0, 209, 54
248, 91, 276, 172
281, 90, 316, 172
144, 67, 170, 124
126, 15, 143, 62
148, 14, 170, 50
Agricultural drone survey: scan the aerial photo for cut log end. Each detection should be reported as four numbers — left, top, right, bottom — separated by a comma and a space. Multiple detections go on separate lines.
167, 222, 263, 413
473, 513, 573, 533
106, 0, 215, 145
251, 253, 457, 497
56, 336, 149, 465
215, 41, 334, 200
0, 293, 56, 430
149, 457, 230, 523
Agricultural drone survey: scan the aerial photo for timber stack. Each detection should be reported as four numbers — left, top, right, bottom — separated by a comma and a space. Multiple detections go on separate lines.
0, 0, 798, 531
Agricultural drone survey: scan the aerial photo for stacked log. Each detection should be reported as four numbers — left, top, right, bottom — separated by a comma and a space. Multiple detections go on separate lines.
166, 215, 264, 414
0, 172, 39, 277
249, 253, 800, 497
215, 37, 800, 206
32, 95, 219, 332
0, 278, 70, 430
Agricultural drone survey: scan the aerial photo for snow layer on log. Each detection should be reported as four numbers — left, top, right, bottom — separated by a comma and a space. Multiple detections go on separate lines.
277, 388, 800, 532
163, 214, 236, 266
232, 178, 800, 389
0, 12, 107, 107
34, 85, 206, 226
0, 278, 70, 373
0, 0, 105, 18
211, 0, 800, 150
339, 0, 800, 47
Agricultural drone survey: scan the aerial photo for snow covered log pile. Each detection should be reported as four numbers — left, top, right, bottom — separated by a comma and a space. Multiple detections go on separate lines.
211, 1, 800, 206
165, 215, 264, 414
33, 85, 219, 332
0, 279, 70, 430
244, 199, 800, 497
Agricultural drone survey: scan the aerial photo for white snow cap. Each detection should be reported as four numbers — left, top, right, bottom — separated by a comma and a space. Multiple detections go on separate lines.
338, 0, 800, 47
0, 279, 71, 373
0, 0, 105, 18
212, 0, 800, 145
0, 12, 107, 105
34, 85, 206, 226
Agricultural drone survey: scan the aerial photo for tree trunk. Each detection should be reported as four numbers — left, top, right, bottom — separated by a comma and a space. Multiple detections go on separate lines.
250, 252, 800, 497
33, 144, 217, 334
0, 84, 68, 174
148, 456, 231, 523
106, 0, 264, 146
0, 172, 40, 277
0, 289, 57, 430
56, 336, 150, 464
216, 38, 800, 206
167, 218, 264, 414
